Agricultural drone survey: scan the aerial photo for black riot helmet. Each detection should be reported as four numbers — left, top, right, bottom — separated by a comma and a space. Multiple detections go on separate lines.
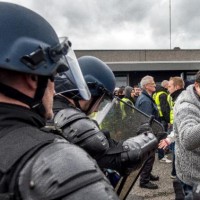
55, 56, 116, 114
55, 56, 116, 100
78, 56, 116, 99
78, 56, 116, 114
0, 2, 90, 115
0, 2, 67, 76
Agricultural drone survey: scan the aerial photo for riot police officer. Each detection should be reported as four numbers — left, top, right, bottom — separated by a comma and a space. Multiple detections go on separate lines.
0, 3, 119, 200
52, 56, 158, 178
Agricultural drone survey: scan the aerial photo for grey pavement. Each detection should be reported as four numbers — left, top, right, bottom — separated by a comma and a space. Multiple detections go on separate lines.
126, 153, 175, 200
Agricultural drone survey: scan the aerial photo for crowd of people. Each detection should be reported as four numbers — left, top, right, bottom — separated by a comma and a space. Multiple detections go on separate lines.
115, 74, 200, 199
115, 77, 172, 190
0, 2, 199, 200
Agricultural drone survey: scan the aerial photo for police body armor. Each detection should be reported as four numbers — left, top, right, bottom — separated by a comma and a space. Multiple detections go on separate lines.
54, 107, 158, 175
0, 125, 118, 200
54, 107, 110, 160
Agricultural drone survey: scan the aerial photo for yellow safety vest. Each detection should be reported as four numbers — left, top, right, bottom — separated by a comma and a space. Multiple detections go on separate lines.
120, 97, 133, 120
153, 91, 168, 117
167, 94, 174, 124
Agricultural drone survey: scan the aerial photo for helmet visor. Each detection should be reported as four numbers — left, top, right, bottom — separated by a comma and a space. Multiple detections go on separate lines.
89, 96, 116, 124
65, 45, 91, 100
55, 37, 91, 100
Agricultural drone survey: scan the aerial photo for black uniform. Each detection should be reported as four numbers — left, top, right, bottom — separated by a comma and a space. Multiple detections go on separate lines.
0, 103, 119, 200
51, 95, 158, 176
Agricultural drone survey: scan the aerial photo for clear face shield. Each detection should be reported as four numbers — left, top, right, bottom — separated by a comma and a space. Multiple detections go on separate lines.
90, 95, 164, 139
50, 37, 91, 100
88, 94, 117, 123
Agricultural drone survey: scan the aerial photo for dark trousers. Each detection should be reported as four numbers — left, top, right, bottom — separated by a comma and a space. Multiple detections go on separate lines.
183, 184, 193, 200
174, 177, 193, 200
140, 153, 155, 184
158, 148, 165, 160
161, 120, 168, 132
158, 119, 168, 160
171, 142, 176, 176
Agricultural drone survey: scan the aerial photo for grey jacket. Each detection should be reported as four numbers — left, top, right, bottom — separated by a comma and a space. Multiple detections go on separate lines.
174, 84, 200, 185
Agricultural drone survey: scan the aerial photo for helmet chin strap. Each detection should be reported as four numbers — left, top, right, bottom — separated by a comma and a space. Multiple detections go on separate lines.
0, 76, 49, 118
84, 95, 104, 116
31, 76, 49, 117
73, 99, 81, 110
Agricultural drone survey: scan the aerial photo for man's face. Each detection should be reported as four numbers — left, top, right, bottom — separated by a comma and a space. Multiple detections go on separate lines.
131, 90, 135, 98
194, 82, 200, 96
145, 79, 156, 94
134, 87, 141, 96
42, 80, 55, 120
163, 82, 169, 89
168, 80, 176, 94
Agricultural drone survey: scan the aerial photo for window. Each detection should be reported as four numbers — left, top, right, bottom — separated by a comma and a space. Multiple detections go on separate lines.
115, 75, 128, 87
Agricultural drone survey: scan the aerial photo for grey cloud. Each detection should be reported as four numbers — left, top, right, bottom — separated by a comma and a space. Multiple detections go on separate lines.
5, 0, 200, 49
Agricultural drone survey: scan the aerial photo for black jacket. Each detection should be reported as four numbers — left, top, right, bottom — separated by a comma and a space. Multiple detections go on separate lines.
135, 90, 159, 121
171, 88, 184, 102
0, 103, 59, 195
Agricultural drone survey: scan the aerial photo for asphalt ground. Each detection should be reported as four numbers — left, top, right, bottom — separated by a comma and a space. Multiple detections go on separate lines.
126, 152, 175, 200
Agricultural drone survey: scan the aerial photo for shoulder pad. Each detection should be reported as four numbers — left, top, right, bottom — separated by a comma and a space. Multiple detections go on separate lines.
18, 140, 118, 200
62, 118, 110, 156
54, 107, 87, 129
63, 117, 100, 142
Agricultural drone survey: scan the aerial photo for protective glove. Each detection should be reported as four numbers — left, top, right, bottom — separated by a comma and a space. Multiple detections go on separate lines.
136, 115, 154, 135
121, 132, 158, 173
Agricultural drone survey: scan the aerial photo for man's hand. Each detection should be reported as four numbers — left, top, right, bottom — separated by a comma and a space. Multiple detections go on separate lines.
158, 138, 171, 149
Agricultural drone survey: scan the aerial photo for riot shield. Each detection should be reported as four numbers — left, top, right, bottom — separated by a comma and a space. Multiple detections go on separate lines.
95, 97, 164, 200
96, 97, 164, 141
115, 160, 148, 200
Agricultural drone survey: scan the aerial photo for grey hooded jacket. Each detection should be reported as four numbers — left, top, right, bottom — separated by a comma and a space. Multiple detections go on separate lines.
174, 84, 200, 186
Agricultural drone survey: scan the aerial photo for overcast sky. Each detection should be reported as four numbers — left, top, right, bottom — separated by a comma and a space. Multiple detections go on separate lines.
5, 0, 200, 50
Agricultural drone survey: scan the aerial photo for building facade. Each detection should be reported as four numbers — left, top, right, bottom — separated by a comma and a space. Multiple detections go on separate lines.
75, 49, 200, 87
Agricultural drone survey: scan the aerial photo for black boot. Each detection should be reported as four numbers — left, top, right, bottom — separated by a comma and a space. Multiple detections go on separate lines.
140, 181, 158, 189
150, 174, 159, 181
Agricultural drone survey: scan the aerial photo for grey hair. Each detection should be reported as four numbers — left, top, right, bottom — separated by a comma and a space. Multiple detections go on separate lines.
161, 80, 168, 88
140, 75, 154, 89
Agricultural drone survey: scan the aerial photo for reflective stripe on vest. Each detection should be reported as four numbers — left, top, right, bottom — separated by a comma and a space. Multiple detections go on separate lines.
167, 94, 174, 124
153, 91, 168, 117
120, 97, 133, 120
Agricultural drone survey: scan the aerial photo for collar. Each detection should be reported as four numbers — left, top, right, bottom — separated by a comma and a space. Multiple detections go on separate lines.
0, 103, 45, 130
142, 90, 155, 102
171, 89, 184, 101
